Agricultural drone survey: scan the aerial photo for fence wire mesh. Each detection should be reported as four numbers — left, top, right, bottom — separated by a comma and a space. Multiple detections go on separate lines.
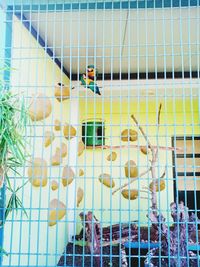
0, 1, 200, 267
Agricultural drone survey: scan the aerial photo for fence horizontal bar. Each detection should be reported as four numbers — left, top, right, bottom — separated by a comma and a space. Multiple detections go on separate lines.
7, 0, 200, 12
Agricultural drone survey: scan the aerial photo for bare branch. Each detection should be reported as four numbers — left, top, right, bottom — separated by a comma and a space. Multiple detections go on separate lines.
140, 197, 149, 200
131, 112, 158, 213
131, 114, 153, 151
91, 235, 138, 247
93, 144, 183, 152
155, 103, 162, 159
157, 103, 162, 128
112, 168, 151, 195
149, 104, 162, 214
140, 190, 149, 194
160, 169, 166, 179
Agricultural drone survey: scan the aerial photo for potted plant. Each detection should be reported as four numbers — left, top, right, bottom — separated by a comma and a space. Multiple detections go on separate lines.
0, 69, 29, 263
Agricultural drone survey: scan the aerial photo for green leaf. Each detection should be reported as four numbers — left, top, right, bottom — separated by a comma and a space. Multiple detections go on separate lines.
16, 196, 28, 218
5, 184, 29, 220
5, 174, 12, 192
0, 69, 30, 221
16, 179, 29, 192
5, 195, 14, 220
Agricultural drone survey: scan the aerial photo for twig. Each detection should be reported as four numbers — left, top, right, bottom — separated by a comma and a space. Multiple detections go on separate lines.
155, 103, 162, 159
89, 235, 138, 247
151, 103, 162, 213
112, 168, 151, 195
131, 113, 158, 213
160, 168, 166, 179
142, 186, 149, 190
157, 103, 162, 132
131, 114, 153, 151
140, 190, 149, 194
140, 197, 149, 200
94, 144, 183, 152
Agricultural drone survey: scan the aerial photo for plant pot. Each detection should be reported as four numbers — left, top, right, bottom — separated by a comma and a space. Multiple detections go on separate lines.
124, 242, 159, 267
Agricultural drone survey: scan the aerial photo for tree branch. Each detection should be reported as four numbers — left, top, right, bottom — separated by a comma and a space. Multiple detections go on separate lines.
131, 114, 153, 151
131, 112, 158, 213
112, 168, 151, 195
157, 103, 162, 133
91, 144, 183, 152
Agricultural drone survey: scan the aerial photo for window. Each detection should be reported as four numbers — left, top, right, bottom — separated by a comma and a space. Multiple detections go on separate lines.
82, 121, 105, 146
172, 136, 200, 216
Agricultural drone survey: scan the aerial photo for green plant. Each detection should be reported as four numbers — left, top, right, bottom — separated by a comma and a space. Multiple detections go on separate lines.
0, 68, 29, 222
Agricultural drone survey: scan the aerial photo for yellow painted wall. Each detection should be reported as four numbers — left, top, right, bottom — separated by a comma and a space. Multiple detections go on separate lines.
77, 98, 199, 230
3, 16, 74, 267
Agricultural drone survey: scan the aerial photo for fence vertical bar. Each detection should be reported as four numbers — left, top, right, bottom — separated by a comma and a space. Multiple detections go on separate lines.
0, 3, 13, 266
